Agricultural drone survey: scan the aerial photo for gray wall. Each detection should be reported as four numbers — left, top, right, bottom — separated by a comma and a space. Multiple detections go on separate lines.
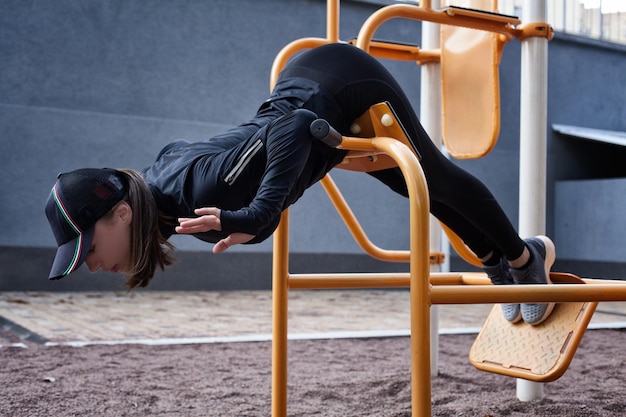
1, 0, 625, 291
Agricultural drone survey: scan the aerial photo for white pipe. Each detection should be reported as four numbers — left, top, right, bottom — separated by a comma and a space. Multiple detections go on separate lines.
517, 0, 549, 402
419, 0, 442, 378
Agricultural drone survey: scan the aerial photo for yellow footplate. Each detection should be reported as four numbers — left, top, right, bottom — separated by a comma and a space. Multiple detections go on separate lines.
469, 273, 597, 382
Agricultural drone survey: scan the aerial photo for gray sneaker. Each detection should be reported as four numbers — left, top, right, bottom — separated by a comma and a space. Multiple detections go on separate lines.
483, 256, 522, 323
510, 236, 556, 325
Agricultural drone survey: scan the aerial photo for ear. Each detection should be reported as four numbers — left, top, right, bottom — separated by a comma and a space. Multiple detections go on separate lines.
116, 201, 133, 225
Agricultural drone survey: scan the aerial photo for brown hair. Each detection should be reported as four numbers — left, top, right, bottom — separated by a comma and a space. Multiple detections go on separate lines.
117, 169, 176, 289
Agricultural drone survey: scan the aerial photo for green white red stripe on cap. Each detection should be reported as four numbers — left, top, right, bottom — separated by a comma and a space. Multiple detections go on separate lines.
52, 184, 84, 276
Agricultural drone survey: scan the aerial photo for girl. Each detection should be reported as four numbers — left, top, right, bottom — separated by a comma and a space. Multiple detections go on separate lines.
45, 43, 555, 325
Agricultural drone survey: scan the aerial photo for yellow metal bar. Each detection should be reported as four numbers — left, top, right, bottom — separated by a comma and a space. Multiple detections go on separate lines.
431, 283, 626, 304
288, 272, 470, 289
271, 209, 290, 417
287, 272, 483, 289
269, 1, 340, 91
365, 137, 431, 417
439, 221, 482, 267
270, 37, 330, 90
515, 22, 555, 40
346, 38, 441, 64
289, 272, 626, 303
289, 273, 409, 289
271, 134, 432, 416
356, 4, 518, 54
430, 272, 466, 286
456, 273, 491, 286
326, 134, 432, 415
582, 277, 626, 285
326, 0, 339, 43
269, 8, 336, 415
320, 174, 410, 262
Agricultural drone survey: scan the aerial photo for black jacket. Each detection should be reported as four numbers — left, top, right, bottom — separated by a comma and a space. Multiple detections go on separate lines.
142, 77, 346, 245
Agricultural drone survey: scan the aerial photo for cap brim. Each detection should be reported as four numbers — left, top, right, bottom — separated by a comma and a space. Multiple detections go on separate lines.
48, 227, 95, 280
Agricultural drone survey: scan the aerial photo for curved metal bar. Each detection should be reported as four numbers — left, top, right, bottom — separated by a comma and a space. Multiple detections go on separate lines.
269, 37, 331, 90
356, 136, 432, 417
355, 4, 518, 53
320, 174, 411, 262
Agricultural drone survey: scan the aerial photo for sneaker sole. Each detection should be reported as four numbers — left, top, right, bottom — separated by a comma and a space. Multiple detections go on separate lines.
536, 235, 556, 286
524, 235, 556, 325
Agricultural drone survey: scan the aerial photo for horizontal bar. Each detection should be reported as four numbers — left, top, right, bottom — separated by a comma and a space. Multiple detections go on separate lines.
288, 273, 626, 304
346, 38, 441, 64
288, 272, 473, 289
289, 274, 408, 289
430, 283, 626, 304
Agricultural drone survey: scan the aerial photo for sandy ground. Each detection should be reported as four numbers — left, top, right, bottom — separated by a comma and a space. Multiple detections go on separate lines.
2, 327, 626, 417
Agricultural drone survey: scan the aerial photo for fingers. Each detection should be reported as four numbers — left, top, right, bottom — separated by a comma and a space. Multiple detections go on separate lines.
213, 233, 255, 254
212, 240, 230, 254
174, 207, 254, 253
194, 207, 220, 216
176, 208, 221, 234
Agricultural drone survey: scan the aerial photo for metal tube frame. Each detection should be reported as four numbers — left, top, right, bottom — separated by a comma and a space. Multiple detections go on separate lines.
271, 136, 431, 417
269, 1, 626, 416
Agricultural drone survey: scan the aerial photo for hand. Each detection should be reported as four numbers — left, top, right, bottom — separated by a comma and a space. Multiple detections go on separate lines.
176, 207, 255, 253
176, 207, 222, 234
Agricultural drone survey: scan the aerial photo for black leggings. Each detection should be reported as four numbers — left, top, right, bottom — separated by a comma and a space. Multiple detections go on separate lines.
280, 43, 525, 261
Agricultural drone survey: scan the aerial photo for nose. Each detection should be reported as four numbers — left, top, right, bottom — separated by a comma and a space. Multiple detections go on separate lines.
85, 253, 100, 273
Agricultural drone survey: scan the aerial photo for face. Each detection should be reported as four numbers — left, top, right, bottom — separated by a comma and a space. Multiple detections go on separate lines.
85, 202, 132, 274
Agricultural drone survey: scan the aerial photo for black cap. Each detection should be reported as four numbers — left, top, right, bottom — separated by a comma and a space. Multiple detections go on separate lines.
45, 168, 127, 280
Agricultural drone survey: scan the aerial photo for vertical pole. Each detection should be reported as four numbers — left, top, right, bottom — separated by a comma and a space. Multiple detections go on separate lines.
272, 210, 290, 417
271, 3, 339, 415
419, 0, 442, 378
326, 0, 339, 43
396, 143, 432, 417
517, 0, 549, 402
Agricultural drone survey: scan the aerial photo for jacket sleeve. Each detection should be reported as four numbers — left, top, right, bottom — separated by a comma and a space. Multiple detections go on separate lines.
219, 109, 318, 238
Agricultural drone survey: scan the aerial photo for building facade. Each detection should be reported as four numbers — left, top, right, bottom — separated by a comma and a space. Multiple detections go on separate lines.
1, 0, 625, 291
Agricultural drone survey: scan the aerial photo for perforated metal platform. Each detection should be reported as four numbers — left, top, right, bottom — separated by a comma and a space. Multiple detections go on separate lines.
469, 274, 598, 382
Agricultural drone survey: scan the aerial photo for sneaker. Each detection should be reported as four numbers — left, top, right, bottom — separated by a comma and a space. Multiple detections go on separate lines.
510, 236, 556, 325
483, 256, 522, 323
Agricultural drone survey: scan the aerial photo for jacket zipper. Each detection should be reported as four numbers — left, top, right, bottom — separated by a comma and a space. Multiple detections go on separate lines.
225, 139, 264, 185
